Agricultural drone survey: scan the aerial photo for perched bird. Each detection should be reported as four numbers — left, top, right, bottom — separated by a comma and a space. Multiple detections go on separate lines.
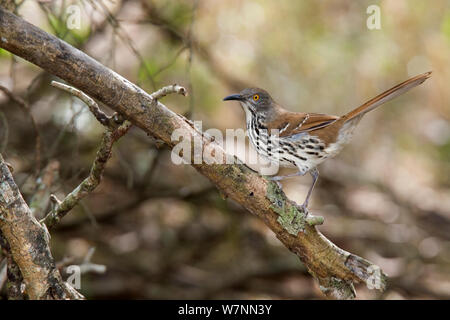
223, 71, 431, 212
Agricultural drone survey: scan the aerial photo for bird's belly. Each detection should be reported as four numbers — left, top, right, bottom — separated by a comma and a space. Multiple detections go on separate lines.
247, 133, 329, 174
277, 147, 328, 173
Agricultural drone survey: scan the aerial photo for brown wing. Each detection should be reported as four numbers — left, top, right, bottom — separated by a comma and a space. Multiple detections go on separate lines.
267, 111, 339, 138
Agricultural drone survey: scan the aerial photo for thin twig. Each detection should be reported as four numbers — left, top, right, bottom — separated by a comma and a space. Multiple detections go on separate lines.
88, 0, 157, 89
51, 81, 115, 128
57, 247, 107, 275
79, 247, 106, 274
43, 82, 132, 228
152, 45, 188, 78
150, 84, 187, 100
42, 119, 131, 228
141, 0, 248, 91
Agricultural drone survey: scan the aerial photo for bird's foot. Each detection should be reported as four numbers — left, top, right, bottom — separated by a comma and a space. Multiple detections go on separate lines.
299, 202, 309, 216
291, 203, 309, 224
268, 175, 284, 181
267, 176, 283, 189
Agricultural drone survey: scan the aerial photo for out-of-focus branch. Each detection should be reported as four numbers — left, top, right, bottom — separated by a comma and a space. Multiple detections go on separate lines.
0, 111, 8, 153
88, 0, 157, 89
0, 154, 83, 299
0, 258, 6, 291
29, 160, 60, 218
0, 8, 387, 299
0, 86, 42, 174
140, 0, 249, 91
57, 247, 107, 276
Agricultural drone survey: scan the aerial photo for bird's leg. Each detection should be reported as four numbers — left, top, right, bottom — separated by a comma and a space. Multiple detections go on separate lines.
267, 171, 305, 189
268, 171, 305, 181
267, 168, 318, 221
299, 168, 319, 214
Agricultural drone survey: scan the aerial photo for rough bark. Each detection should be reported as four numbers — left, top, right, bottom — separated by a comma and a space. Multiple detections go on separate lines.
0, 7, 387, 299
0, 154, 83, 299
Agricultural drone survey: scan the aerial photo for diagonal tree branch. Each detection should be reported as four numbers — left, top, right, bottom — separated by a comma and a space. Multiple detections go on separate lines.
0, 7, 387, 299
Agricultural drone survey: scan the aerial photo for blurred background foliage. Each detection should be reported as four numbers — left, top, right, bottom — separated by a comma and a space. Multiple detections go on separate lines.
0, 0, 449, 299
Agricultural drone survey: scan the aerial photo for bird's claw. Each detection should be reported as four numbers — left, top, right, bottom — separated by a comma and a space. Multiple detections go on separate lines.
299, 203, 309, 216
272, 180, 283, 189
268, 175, 283, 181
291, 203, 309, 224
266, 176, 283, 189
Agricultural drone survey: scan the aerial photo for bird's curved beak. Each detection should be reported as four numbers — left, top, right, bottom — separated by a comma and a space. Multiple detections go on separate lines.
223, 94, 243, 101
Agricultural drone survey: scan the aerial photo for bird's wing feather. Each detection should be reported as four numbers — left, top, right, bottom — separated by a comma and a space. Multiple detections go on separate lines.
266, 112, 339, 138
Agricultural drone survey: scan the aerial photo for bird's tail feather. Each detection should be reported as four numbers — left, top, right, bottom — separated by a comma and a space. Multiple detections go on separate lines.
342, 71, 431, 122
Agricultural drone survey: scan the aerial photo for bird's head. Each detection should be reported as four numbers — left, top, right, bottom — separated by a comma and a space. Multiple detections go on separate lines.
223, 88, 274, 115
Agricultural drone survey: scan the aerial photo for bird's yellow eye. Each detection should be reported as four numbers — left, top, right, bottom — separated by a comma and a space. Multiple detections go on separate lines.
253, 94, 260, 101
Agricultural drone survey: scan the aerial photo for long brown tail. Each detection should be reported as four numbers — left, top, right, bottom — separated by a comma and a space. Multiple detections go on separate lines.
342, 71, 431, 121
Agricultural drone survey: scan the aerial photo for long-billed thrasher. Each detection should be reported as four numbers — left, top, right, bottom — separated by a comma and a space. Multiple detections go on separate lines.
223, 71, 431, 212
